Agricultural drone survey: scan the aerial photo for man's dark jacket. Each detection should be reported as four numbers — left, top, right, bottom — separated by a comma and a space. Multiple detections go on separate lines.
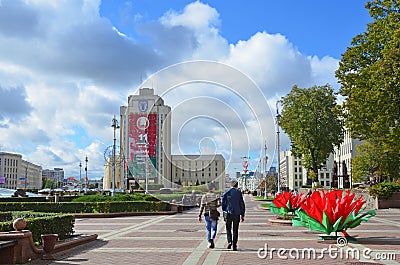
221, 188, 245, 216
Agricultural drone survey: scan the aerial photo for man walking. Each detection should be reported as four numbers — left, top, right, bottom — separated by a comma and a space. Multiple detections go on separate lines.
221, 180, 245, 251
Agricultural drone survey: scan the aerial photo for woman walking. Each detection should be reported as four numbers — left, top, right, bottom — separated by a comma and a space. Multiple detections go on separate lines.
198, 182, 221, 248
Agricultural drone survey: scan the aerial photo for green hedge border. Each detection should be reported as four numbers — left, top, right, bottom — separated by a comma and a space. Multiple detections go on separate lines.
0, 212, 74, 244
0, 201, 170, 213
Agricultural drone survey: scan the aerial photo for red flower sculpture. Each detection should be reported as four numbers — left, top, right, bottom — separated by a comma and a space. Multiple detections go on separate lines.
293, 190, 376, 237
270, 191, 304, 215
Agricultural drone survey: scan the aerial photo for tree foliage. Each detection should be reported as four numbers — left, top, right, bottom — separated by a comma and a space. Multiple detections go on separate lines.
280, 84, 344, 181
352, 141, 400, 182
336, 0, 400, 154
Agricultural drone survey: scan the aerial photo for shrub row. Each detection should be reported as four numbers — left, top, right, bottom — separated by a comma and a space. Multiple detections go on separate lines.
369, 181, 400, 199
0, 201, 170, 213
0, 212, 74, 244
0, 195, 80, 203
71, 193, 158, 202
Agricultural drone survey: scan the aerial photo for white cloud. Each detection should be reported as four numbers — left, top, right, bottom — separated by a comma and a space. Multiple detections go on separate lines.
0, 0, 340, 180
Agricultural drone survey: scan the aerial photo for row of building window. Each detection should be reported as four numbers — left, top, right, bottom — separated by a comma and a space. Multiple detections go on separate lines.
175, 172, 219, 177
175, 161, 219, 167
0, 158, 18, 167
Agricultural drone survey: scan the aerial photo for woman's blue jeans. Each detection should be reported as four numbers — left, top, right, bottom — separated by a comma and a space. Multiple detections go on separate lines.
204, 215, 218, 242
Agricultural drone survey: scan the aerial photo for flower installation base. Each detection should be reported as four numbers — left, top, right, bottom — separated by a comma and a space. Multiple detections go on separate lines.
318, 235, 357, 243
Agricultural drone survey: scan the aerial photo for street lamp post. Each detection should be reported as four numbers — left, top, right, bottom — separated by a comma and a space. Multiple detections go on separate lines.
263, 142, 268, 199
276, 102, 282, 193
145, 143, 149, 194
111, 115, 120, 196
79, 162, 82, 192
85, 156, 88, 190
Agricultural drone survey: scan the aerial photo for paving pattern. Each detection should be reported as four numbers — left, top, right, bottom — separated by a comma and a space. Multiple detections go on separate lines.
30, 195, 400, 265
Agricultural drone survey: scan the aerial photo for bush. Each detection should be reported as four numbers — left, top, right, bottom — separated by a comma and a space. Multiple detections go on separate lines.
0, 212, 74, 244
369, 181, 400, 200
0, 201, 169, 213
71, 193, 159, 202
0, 212, 12, 222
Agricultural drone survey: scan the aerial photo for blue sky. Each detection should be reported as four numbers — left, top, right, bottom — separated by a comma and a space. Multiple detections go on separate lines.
0, 0, 372, 181
100, 0, 371, 58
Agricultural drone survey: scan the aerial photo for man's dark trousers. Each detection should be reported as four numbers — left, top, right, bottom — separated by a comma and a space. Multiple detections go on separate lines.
226, 213, 240, 247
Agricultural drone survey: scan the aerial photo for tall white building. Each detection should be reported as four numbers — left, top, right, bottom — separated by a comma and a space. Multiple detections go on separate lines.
280, 150, 334, 190
279, 128, 362, 190
280, 150, 302, 191
333, 129, 362, 188
120, 88, 172, 189
0, 152, 42, 190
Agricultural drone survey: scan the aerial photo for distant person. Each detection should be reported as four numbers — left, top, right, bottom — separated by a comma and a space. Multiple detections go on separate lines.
221, 180, 245, 251
198, 183, 221, 248
190, 190, 198, 206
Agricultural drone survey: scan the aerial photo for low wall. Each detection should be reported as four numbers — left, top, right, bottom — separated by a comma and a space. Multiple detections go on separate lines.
375, 192, 400, 209
0, 230, 98, 264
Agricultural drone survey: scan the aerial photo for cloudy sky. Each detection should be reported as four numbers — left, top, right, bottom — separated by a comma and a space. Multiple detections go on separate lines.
0, 0, 371, 180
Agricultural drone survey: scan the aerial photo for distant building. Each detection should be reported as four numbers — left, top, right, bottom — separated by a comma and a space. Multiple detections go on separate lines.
120, 88, 172, 189
278, 131, 362, 190
171, 154, 226, 191
280, 150, 302, 191
333, 128, 362, 188
103, 155, 123, 190
237, 171, 257, 192
279, 150, 333, 191
42, 168, 64, 187
0, 152, 42, 189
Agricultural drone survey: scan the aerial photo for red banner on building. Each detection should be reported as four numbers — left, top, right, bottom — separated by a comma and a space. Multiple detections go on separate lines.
128, 113, 157, 176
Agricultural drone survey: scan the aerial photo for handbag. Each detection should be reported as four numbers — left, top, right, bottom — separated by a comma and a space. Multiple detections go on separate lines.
206, 194, 220, 220
209, 209, 220, 220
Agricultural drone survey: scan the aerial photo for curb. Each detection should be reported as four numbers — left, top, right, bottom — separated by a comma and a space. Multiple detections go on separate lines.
74, 211, 177, 218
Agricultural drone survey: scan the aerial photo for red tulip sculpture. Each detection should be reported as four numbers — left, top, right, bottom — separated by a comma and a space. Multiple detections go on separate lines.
292, 190, 376, 237
270, 191, 304, 215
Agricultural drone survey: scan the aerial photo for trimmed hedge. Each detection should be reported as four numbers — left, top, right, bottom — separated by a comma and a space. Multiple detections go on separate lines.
0, 212, 74, 244
0, 212, 12, 222
0, 201, 170, 213
0, 195, 80, 203
71, 193, 158, 202
369, 181, 400, 199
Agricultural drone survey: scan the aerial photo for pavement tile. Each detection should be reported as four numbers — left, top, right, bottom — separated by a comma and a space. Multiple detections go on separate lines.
29, 195, 400, 265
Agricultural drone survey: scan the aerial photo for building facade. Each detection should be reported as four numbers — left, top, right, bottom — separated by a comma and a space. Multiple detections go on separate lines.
103, 155, 123, 190
280, 150, 303, 191
0, 152, 42, 190
278, 131, 362, 191
120, 88, 172, 189
42, 168, 64, 188
333, 129, 362, 188
171, 154, 226, 191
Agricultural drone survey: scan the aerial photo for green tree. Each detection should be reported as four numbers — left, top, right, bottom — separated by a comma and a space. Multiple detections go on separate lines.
280, 84, 344, 182
335, 0, 400, 154
42, 177, 55, 189
352, 141, 400, 182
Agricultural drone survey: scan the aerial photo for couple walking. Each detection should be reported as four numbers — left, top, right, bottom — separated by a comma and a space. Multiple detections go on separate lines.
198, 180, 246, 251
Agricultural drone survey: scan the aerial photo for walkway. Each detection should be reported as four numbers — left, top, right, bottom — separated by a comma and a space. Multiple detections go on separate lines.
31, 195, 400, 264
